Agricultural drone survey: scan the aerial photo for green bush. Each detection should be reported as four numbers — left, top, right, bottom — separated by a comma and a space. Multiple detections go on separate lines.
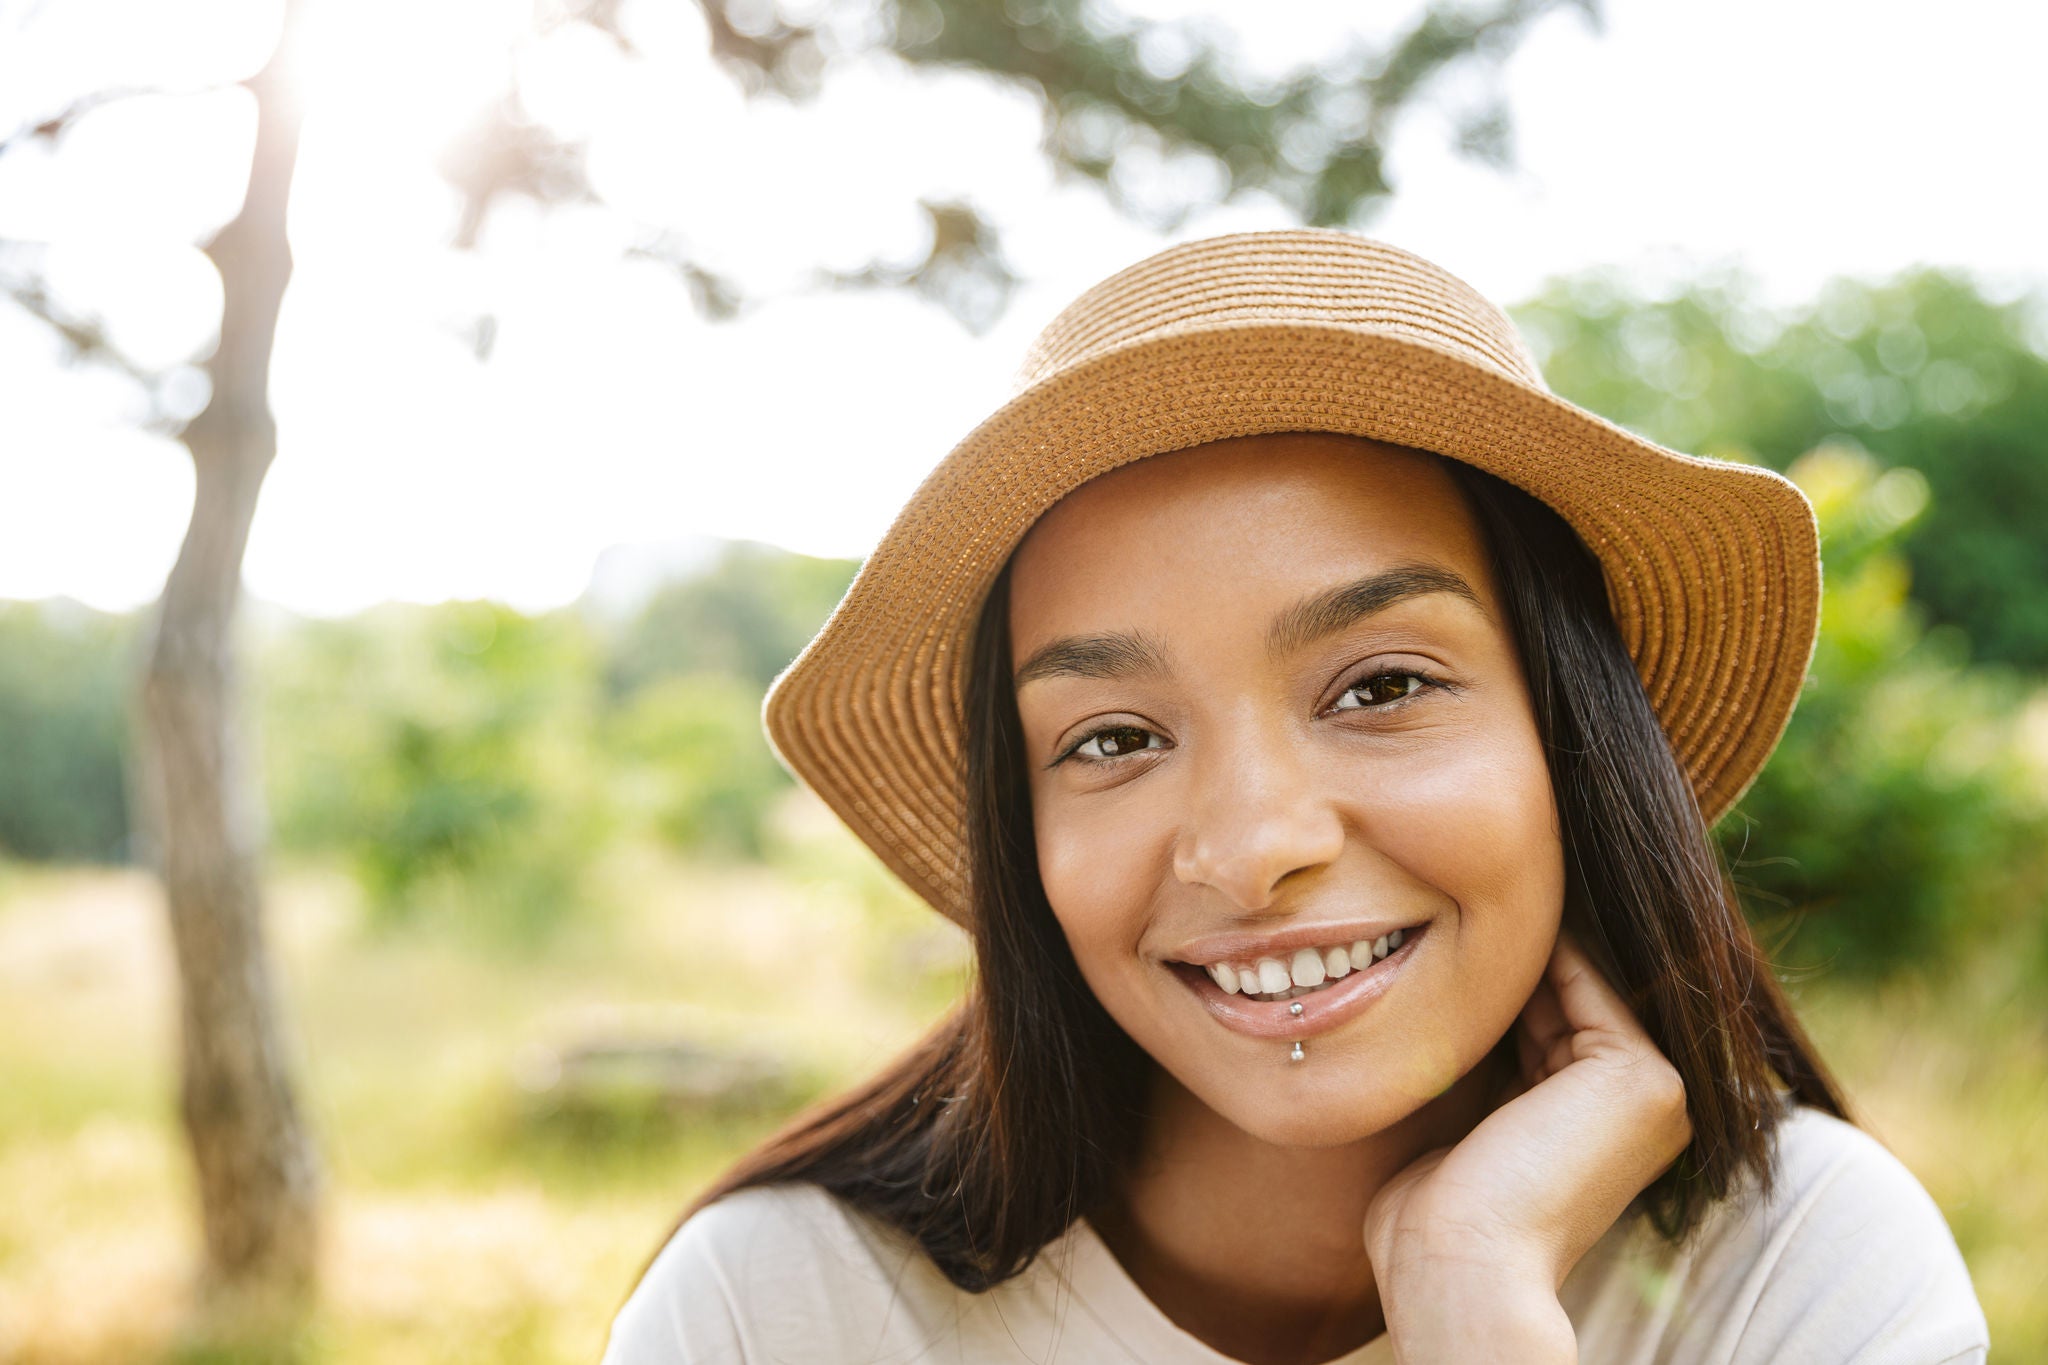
602, 673, 790, 859
1714, 444, 2048, 978
604, 542, 858, 695
257, 601, 611, 947
0, 602, 136, 863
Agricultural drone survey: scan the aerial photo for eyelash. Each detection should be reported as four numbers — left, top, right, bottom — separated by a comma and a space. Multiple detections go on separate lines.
1051, 667, 1447, 768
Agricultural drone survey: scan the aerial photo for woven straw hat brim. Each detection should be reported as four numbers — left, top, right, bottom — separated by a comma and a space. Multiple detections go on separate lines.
763, 279, 1820, 930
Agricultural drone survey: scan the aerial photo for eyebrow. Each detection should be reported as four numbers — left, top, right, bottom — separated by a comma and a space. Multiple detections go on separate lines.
1011, 561, 1486, 690
1267, 562, 1486, 658
1013, 628, 1172, 692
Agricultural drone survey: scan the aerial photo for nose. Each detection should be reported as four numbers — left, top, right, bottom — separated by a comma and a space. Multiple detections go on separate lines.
1171, 727, 1345, 912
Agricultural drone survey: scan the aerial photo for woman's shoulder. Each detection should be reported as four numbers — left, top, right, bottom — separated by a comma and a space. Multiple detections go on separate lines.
600, 1182, 1095, 1364
1564, 1102, 1990, 1364
646, 1180, 901, 1285
600, 1182, 919, 1364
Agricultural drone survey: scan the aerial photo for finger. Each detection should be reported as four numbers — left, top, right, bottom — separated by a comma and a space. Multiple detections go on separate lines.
1515, 1019, 1573, 1088
1548, 929, 1658, 1053
1514, 1014, 1547, 1085
1518, 979, 1578, 1080
1519, 959, 1571, 1055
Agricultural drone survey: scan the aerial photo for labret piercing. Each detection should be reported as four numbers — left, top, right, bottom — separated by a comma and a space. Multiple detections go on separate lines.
1289, 1001, 1305, 1062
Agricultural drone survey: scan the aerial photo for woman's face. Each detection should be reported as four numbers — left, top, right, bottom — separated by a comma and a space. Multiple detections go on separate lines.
1006, 433, 1565, 1147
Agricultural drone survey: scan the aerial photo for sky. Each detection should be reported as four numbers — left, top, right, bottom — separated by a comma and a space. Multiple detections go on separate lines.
2, 0, 2043, 615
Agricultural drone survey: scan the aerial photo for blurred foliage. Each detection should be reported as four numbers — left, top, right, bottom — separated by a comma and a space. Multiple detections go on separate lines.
1515, 267, 2048, 667
591, 541, 861, 861
438, 0, 1604, 335
886, 0, 1600, 231
603, 542, 858, 696
0, 601, 135, 862
602, 674, 789, 859
257, 601, 613, 948
247, 546, 868, 943
1715, 444, 2048, 979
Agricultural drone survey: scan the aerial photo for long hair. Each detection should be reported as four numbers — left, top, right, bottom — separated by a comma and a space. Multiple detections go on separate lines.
640, 448, 1850, 1292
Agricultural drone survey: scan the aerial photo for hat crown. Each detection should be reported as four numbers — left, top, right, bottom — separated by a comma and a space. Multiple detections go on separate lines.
1015, 228, 1549, 395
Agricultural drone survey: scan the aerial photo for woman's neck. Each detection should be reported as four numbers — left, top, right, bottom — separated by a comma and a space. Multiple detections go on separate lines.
1090, 1047, 1511, 1365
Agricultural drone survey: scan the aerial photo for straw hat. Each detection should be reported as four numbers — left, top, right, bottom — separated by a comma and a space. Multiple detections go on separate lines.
761, 228, 1821, 928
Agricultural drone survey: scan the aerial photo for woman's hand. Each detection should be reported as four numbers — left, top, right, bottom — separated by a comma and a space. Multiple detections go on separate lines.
1362, 928, 1693, 1363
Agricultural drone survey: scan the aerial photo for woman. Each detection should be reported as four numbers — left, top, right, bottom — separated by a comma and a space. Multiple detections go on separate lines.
603, 230, 1988, 1363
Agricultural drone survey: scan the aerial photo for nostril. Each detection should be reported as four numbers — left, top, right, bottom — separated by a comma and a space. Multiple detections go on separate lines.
1170, 830, 1346, 911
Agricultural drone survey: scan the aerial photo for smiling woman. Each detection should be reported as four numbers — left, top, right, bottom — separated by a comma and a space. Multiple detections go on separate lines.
601, 231, 1989, 1364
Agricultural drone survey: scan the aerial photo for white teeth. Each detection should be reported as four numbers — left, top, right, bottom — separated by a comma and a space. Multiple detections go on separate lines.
1199, 929, 1417, 1002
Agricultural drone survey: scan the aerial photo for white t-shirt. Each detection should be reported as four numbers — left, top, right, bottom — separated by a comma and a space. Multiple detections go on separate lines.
602, 1104, 1989, 1363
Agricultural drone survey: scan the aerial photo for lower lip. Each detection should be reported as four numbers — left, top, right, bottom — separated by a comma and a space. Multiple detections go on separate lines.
1172, 923, 1429, 1040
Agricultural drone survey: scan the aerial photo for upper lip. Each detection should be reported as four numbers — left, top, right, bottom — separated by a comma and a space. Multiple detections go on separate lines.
1165, 918, 1426, 967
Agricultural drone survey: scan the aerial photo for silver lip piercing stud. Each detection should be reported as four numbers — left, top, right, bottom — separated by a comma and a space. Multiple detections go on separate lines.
1289, 1041, 1306, 1063
1289, 1002, 1304, 1016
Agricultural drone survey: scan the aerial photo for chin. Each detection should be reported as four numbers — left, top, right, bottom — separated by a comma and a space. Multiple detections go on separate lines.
1222, 1095, 1407, 1148
1169, 1024, 1502, 1150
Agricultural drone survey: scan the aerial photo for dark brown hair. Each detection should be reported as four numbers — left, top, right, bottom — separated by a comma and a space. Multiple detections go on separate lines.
641, 447, 1851, 1293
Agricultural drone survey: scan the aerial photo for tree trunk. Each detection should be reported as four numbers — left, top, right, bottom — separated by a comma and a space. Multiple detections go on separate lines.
134, 0, 321, 1304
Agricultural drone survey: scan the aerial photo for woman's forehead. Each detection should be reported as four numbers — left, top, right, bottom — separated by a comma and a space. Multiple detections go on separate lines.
1008, 433, 1495, 631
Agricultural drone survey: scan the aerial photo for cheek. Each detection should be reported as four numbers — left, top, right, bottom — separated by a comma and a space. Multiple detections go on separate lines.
1353, 725, 1564, 935
1032, 790, 1161, 986
1351, 724, 1565, 1098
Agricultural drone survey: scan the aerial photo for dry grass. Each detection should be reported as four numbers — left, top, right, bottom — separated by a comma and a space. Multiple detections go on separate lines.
0, 804, 968, 1365
1791, 955, 2048, 1359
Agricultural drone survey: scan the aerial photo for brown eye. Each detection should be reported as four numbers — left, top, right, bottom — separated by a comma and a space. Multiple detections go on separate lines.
1071, 724, 1162, 763
1333, 671, 1431, 711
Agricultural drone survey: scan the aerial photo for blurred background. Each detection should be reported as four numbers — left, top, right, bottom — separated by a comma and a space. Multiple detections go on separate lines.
2, 0, 2044, 1359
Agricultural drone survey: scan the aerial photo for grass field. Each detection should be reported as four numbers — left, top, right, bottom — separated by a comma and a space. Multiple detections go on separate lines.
1, 800, 2041, 1362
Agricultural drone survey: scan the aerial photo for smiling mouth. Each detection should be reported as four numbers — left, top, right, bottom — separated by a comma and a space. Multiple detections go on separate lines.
1167, 921, 1429, 1039
1184, 926, 1416, 1002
